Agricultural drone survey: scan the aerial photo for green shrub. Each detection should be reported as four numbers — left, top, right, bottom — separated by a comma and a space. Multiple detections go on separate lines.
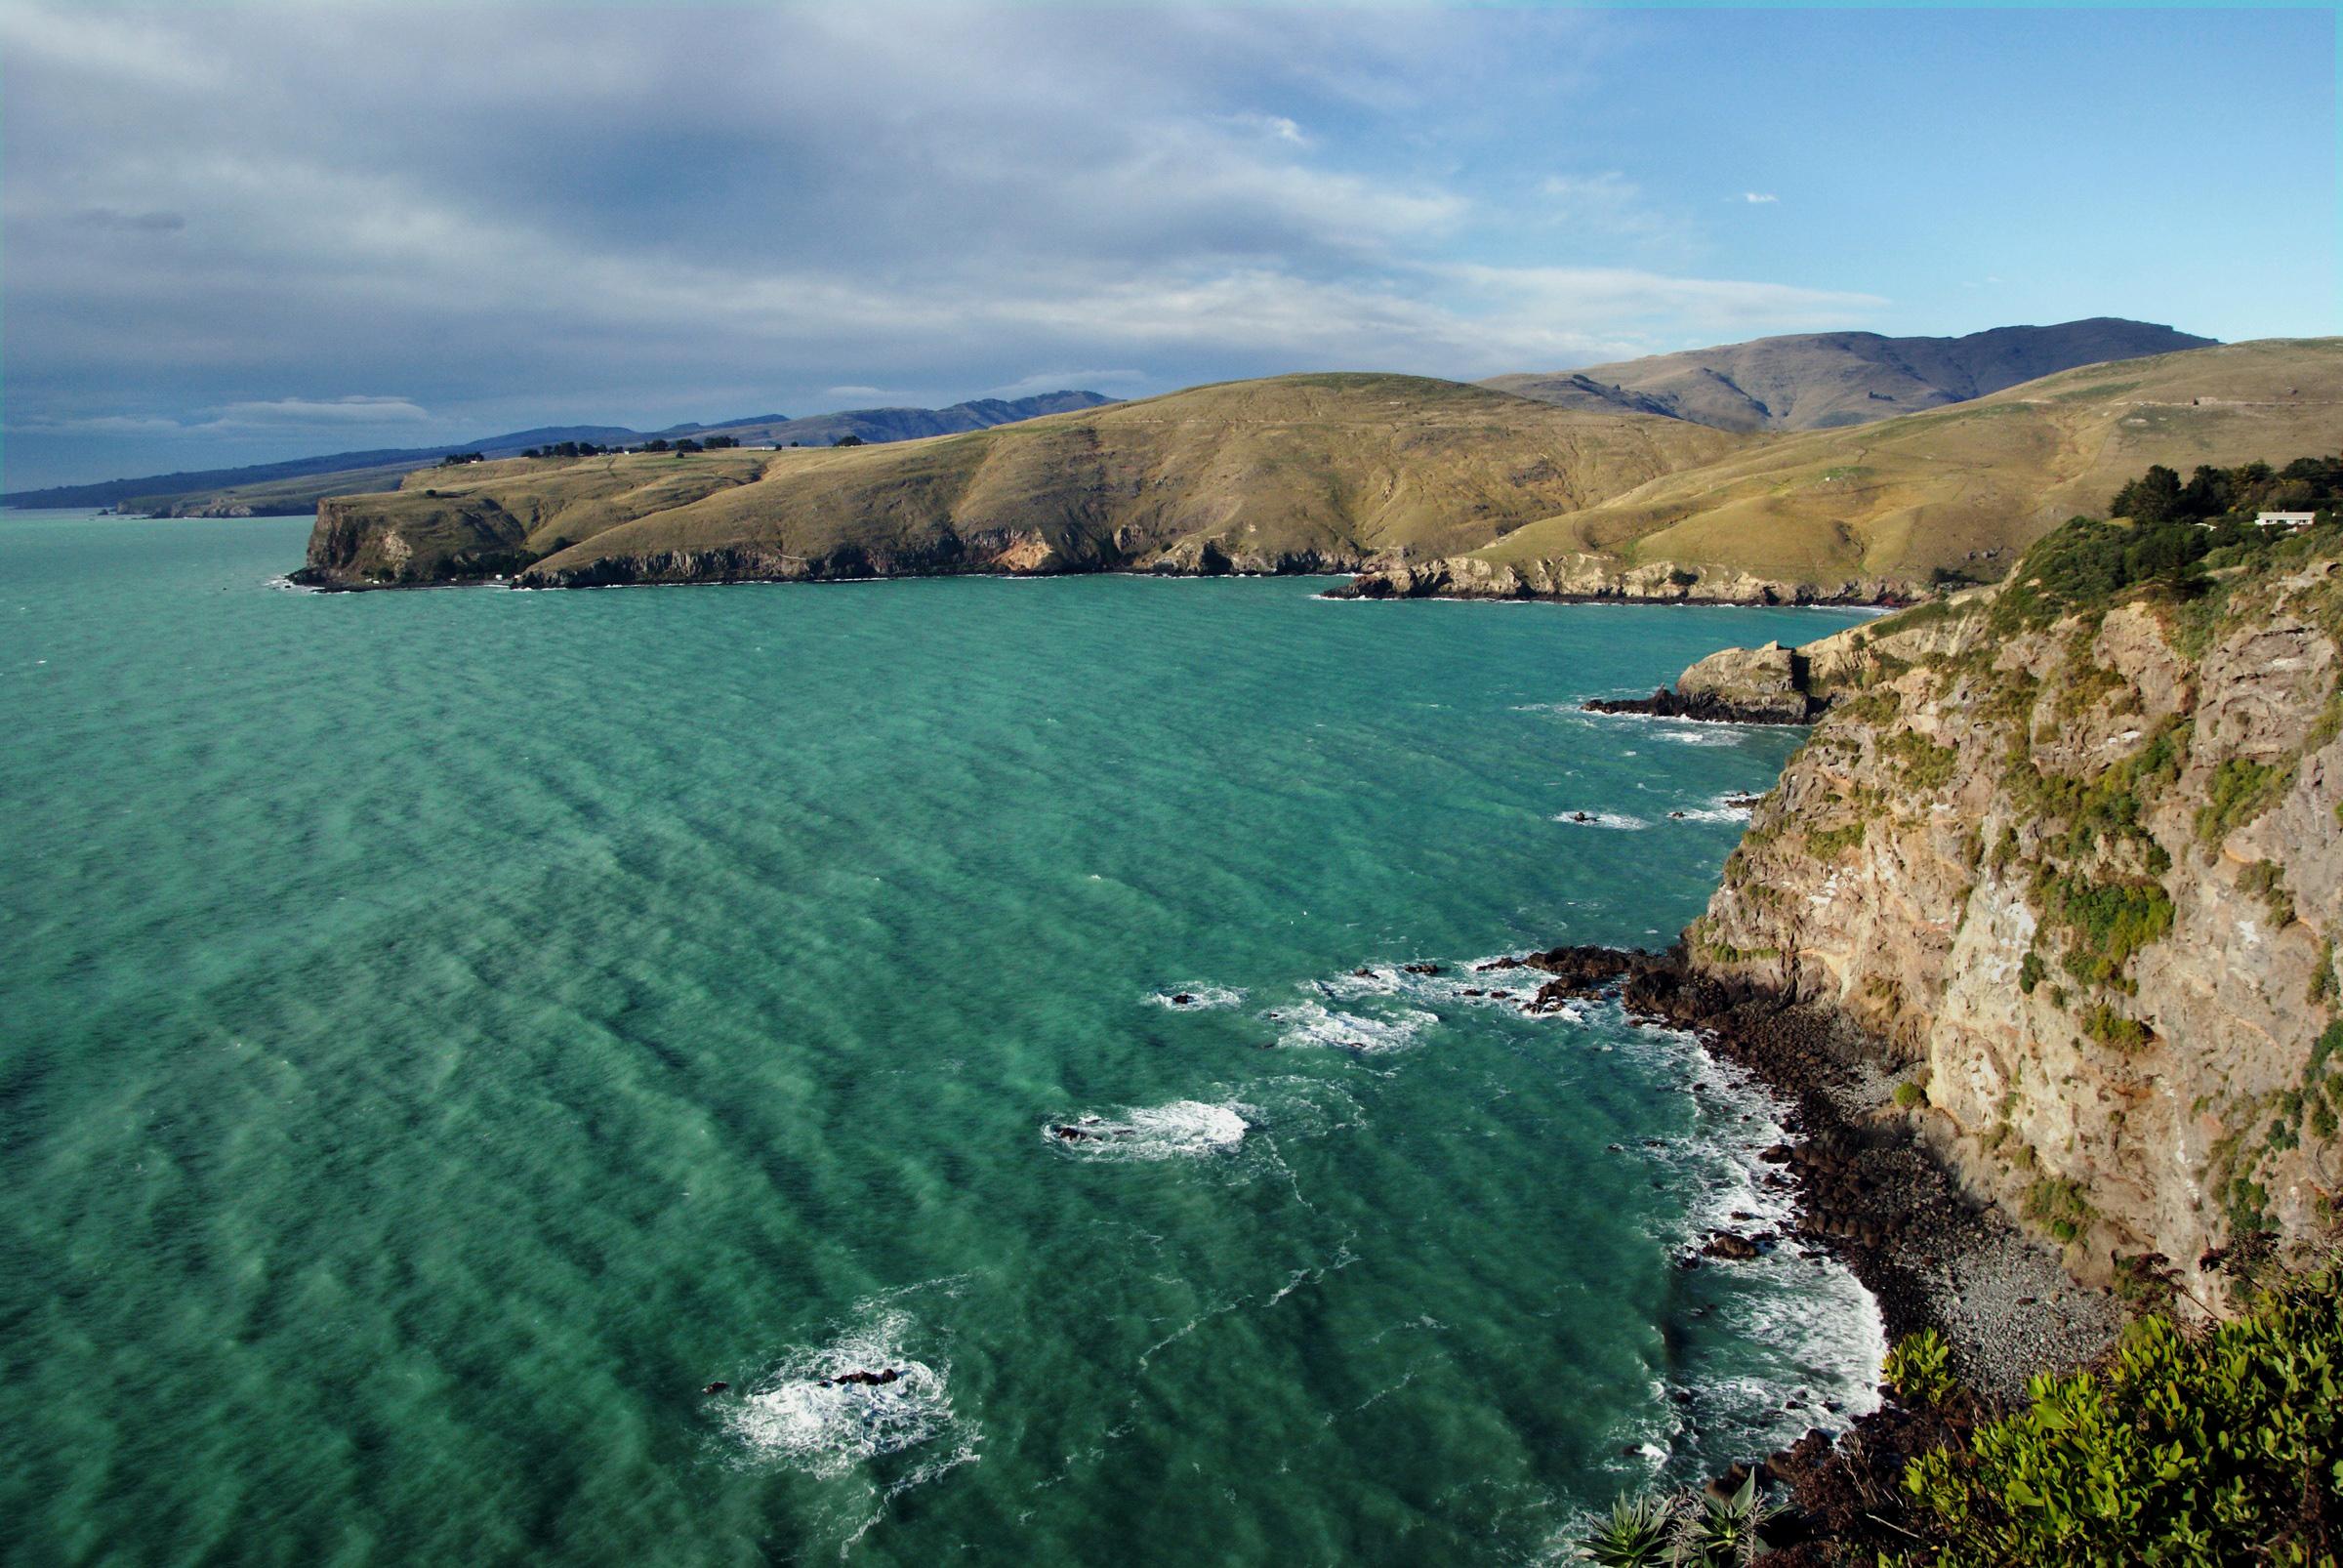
2198, 757, 2294, 847
1807, 821, 1867, 857
2240, 859, 2295, 927
1885, 730, 1960, 790
2080, 1003, 2154, 1052
1897, 1268, 2343, 1565
2035, 872, 2175, 988
2023, 1176, 2092, 1244
1578, 1494, 1673, 1567
2019, 950, 2046, 995
1894, 1078, 1928, 1110
1577, 1472, 1784, 1567
1885, 1328, 1956, 1407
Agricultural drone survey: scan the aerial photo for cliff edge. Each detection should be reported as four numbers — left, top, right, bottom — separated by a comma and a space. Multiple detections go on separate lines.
1678, 518, 2343, 1304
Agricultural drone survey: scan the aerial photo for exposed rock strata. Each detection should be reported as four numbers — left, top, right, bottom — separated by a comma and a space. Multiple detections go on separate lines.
1330, 552, 1906, 606
1681, 559, 2343, 1307
1586, 641, 1823, 723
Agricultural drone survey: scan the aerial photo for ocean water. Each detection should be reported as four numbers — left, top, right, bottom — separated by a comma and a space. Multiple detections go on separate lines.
0, 511, 1881, 1566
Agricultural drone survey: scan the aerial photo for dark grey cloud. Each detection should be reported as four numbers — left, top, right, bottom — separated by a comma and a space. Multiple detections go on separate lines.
70, 206, 185, 232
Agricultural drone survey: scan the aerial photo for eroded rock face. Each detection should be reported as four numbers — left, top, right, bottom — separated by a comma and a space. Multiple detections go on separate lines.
1685, 563, 2343, 1305
1334, 552, 1905, 606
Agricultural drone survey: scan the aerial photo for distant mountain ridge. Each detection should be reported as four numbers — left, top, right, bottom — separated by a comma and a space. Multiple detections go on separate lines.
2, 392, 1117, 512
1485, 317, 2216, 432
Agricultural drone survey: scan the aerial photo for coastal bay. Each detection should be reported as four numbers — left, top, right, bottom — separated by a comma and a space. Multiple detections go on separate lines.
2, 511, 1876, 1564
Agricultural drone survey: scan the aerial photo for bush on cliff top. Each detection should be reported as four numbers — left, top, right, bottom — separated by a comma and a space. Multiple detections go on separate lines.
1897, 1265, 2343, 1566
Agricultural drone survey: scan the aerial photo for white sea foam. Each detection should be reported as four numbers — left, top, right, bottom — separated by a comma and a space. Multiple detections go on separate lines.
1044, 1099, 1251, 1160
1652, 725, 1743, 747
1553, 810, 1648, 830
1666, 794, 1759, 824
1524, 998, 1887, 1482
723, 1306, 967, 1480
1145, 985, 1244, 1010
1268, 1001, 1439, 1053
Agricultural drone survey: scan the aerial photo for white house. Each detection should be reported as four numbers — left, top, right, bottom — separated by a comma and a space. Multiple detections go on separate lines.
2256, 511, 2318, 530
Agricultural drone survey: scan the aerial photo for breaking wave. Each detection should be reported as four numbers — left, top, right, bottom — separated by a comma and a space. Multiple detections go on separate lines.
1553, 810, 1649, 830
722, 1305, 972, 1482
1044, 1099, 1252, 1160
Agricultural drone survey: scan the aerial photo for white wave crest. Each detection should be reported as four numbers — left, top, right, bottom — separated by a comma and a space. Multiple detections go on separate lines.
724, 1308, 965, 1479
1044, 1099, 1251, 1160
1667, 794, 1760, 824
1146, 986, 1244, 1010
1269, 1001, 1439, 1053
1554, 810, 1649, 830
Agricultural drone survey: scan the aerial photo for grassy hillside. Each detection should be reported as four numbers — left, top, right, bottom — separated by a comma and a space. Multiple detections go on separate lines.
296, 374, 1743, 588
1465, 338, 2343, 588
1485, 317, 2212, 433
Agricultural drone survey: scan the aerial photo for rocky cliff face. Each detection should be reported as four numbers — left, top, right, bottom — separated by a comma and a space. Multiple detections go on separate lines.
1687, 548, 2343, 1303
1332, 551, 1905, 606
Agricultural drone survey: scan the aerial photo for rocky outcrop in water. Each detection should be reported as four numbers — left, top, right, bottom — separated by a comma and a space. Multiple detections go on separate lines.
1586, 641, 1824, 723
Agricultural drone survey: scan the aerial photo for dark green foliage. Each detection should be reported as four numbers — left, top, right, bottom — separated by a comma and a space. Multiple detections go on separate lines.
1996, 454, 2342, 631
2081, 1003, 2154, 1052
2020, 950, 2046, 994
2108, 1251, 2182, 1311
1897, 1267, 2343, 1565
834, 433, 868, 447
2035, 871, 2175, 988
435, 451, 484, 467
2110, 463, 2185, 523
1885, 730, 1959, 790
2199, 758, 2295, 847
2114, 455, 2343, 526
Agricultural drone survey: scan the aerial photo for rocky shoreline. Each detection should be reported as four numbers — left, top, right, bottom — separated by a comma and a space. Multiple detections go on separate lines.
1483, 942, 2122, 1558
1485, 945, 2119, 1398
1581, 687, 1815, 726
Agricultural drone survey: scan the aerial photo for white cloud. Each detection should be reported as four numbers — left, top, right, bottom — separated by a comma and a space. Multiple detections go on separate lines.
1741, 191, 1780, 204
0, 2, 223, 89
1228, 111, 1310, 145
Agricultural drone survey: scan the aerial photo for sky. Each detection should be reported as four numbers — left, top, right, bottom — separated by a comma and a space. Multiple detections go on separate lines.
2, 2, 2336, 490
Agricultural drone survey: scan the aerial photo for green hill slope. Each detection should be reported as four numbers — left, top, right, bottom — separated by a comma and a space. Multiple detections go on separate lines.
1349, 338, 2341, 602
293, 374, 1743, 589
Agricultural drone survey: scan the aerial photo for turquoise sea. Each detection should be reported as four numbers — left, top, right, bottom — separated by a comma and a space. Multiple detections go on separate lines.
2, 511, 1880, 1566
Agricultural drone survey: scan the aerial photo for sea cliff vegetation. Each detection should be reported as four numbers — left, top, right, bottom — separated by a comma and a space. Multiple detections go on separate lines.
1578, 457, 2343, 1562
1580, 1261, 2343, 1565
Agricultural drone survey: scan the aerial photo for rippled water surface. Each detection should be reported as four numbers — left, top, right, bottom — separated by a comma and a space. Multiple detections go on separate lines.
1, 512, 1881, 1565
